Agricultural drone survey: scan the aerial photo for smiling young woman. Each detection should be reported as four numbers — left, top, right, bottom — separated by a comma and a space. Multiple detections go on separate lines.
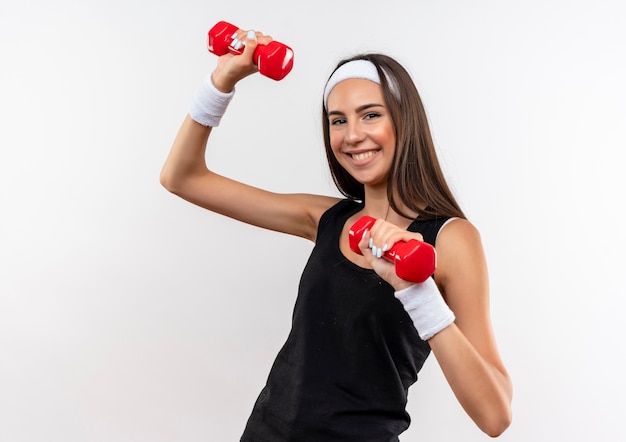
327, 78, 397, 190
161, 28, 512, 440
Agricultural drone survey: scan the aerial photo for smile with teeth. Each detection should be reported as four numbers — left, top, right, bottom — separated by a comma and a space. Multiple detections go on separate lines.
350, 150, 378, 161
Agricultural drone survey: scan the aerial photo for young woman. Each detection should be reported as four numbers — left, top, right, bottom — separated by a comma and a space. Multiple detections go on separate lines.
161, 28, 512, 441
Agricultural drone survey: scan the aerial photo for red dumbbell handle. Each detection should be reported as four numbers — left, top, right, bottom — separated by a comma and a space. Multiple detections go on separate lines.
207, 21, 294, 81
348, 216, 436, 283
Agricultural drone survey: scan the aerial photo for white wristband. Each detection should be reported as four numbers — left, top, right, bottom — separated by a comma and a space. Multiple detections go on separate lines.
394, 278, 455, 341
189, 74, 235, 127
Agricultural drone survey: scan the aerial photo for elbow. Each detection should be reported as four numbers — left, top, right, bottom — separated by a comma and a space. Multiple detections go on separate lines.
159, 167, 181, 195
485, 421, 511, 438
472, 387, 513, 438
482, 406, 512, 438
481, 370, 513, 437
159, 169, 173, 192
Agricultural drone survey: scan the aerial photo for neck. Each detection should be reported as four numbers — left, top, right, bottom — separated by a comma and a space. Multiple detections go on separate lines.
362, 185, 419, 223
362, 186, 389, 219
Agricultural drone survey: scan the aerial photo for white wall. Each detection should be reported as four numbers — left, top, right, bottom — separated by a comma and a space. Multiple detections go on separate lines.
1, 0, 625, 440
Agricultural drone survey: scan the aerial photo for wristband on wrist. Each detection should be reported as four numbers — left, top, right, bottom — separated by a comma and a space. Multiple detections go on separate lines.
188, 74, 235, 127
394, 277, 455, 341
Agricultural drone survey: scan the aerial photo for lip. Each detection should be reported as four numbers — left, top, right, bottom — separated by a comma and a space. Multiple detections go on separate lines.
344, 148, 381, 165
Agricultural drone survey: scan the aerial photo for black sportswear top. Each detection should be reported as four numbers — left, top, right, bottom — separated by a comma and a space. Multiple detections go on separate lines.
240, 199, 451, 441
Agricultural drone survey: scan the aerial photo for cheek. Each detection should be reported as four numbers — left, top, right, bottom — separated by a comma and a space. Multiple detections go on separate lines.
380, 124, 396, 147
329, 131, 344, 154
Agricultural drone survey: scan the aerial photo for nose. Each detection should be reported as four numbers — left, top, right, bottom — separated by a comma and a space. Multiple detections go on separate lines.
345, 120, 365, 145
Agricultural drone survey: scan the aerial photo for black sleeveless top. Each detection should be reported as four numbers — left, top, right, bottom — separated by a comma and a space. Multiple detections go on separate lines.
241, 200, 451, 441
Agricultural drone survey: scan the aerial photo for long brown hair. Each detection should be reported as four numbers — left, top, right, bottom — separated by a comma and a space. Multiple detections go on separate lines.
322, 53, 465, 220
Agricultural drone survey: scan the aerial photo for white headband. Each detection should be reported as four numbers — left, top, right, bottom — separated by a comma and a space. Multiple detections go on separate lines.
323, 59, 400, 110
323, 60, 382, 109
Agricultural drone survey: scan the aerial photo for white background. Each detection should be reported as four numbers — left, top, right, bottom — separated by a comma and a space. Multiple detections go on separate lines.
1, 1, 625, 441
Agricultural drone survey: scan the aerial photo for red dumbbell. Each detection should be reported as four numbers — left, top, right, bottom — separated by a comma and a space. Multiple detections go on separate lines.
207, 21, 294, 81
348, 216, 436, 283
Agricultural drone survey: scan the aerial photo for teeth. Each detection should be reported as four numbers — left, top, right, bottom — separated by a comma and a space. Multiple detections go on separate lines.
352, 151, 375, 161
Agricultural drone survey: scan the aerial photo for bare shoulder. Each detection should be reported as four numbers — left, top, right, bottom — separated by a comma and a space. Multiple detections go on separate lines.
437, 217, 483, 248
434, 218, 488, 301
436, 218, 485, 264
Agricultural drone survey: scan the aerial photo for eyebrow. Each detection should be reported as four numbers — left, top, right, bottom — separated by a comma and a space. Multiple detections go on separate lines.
327, 103, 385, 116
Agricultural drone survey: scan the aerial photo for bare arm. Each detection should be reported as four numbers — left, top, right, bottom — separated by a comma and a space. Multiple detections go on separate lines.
428, 219, 512, 437
160, 29, 337, 241
359, 219, 513, 436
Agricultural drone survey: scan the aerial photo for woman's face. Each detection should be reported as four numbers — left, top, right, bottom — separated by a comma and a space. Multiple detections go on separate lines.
326, 79, 396, 189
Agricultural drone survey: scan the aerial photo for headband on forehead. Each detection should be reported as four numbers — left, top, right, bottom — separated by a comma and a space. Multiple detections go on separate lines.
323, 60, 381, 109
323, 59, 400, 110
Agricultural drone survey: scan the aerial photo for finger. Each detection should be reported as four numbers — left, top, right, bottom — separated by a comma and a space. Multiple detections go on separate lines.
256, 33, 273, 45
359, 228, 385, 262
367, 220, 394, 259
229, 29, 246, 52
231, 30, 271, 50
358, 228, 372, 256
359, 228, 386, 261
241, 30, 259, 58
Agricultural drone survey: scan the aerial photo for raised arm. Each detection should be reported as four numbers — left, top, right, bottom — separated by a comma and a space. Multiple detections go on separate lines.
160, 29, 337, 241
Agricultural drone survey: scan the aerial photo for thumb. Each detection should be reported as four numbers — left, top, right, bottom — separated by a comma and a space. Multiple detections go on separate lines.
357, 228, 371, 256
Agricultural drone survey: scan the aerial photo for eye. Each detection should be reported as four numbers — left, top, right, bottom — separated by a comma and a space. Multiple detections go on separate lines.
330, 117, 347, 125
363, 112, 381, 120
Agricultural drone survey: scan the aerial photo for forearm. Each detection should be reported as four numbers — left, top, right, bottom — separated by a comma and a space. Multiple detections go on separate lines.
162, 28, 266, 195
428, 325, 512, 437
161, 67, 237, 192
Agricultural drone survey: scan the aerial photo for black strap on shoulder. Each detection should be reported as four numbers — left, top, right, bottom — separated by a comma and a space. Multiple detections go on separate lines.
408, 216, 451, 247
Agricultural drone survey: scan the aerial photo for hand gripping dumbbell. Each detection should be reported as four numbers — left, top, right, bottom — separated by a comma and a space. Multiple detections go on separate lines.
348, 216, 437, 283
207, 21, 294, 81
